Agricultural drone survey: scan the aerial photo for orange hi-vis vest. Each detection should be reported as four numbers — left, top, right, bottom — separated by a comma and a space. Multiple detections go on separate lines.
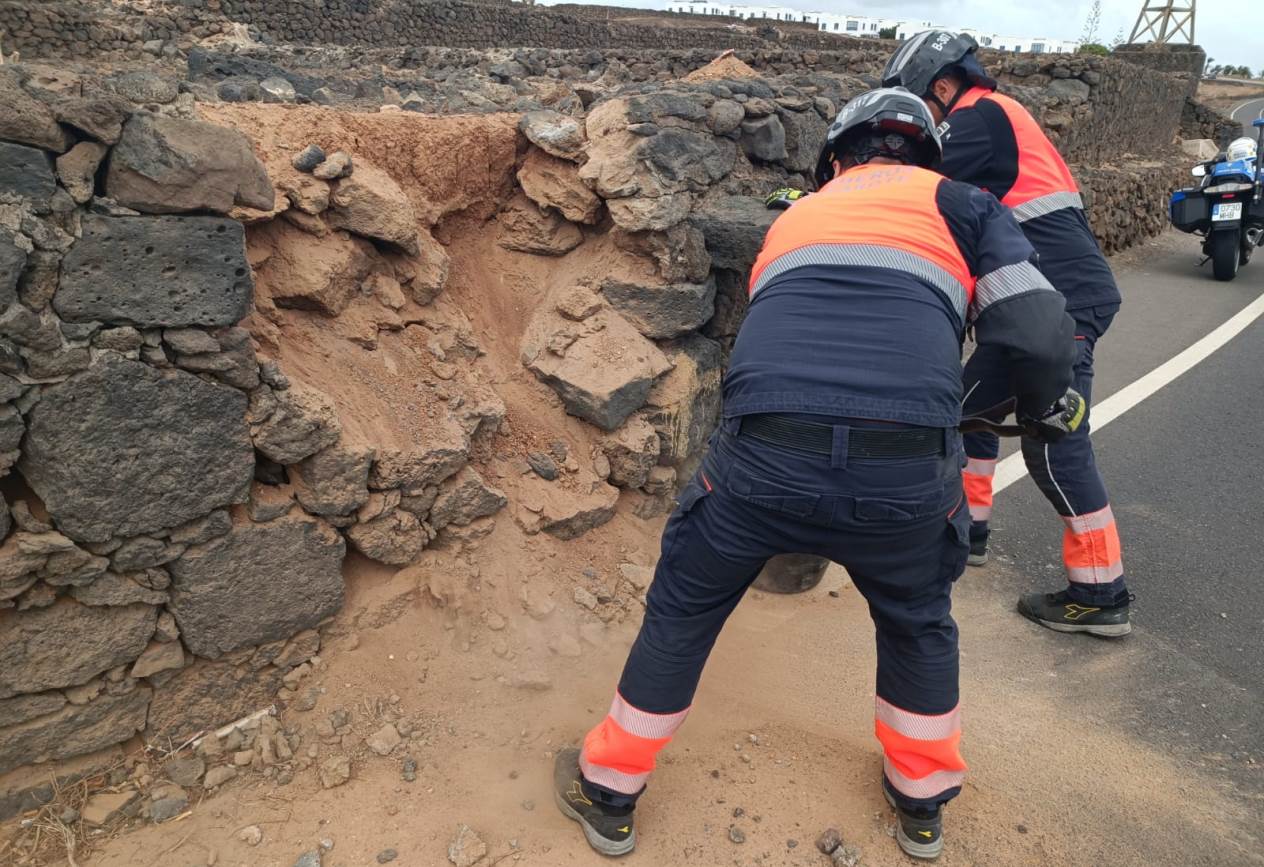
748, 163, 976, 325
951, 87, 1083, 222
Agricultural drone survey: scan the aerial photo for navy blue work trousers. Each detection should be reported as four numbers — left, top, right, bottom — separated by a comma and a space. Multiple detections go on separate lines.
599, 418, 971, 811
963, 304, 1128, 606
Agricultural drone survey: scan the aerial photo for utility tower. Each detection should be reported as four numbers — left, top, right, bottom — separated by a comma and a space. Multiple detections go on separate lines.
1127, 0, 1195, 44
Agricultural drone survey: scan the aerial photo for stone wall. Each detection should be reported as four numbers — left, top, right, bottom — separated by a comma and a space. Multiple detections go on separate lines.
1077, 162, 1188, 255
1182, 98, 1242, 148
990, 52, 1189, 162
0, 63, 359, 805
0, 0, 1205, 166
0, 0, 868, 57
549, 3, 839, 37
1114, 42, 1206, 100
0, 0, 232, 61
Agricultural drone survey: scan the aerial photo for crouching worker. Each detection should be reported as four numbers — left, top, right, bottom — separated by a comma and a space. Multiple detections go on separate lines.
553, 88, 1082, 861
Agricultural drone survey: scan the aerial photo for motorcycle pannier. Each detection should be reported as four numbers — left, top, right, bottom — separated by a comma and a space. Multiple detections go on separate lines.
1170, 190, 1209, 233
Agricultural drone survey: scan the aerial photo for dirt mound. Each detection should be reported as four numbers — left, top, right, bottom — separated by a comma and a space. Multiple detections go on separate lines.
198, 104, 522, 228
682, 49, 760, 82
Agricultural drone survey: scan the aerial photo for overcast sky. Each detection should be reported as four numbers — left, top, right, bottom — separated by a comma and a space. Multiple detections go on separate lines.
542, 0, 1257, 70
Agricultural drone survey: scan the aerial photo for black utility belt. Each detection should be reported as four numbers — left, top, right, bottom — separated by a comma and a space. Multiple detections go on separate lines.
738, 414, 946, 459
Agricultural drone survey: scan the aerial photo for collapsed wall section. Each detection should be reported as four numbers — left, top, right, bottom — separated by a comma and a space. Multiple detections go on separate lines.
0, 28, 1200, 814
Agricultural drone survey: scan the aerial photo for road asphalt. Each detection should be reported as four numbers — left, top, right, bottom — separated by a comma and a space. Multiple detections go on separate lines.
973, 229, 1264, 808
1231, 97, 1264, 135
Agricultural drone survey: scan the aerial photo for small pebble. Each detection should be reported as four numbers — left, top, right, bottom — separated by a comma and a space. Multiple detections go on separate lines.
787, 838, 798, 849
1017, 823, 1028, 834
829, 590, 841, 598
402, 757, 417, 783
733, 807, 745, 818
816, 828, 843, 854
728, 826, 746, 844
834, 843, 863, 867
376, 849, 398, 863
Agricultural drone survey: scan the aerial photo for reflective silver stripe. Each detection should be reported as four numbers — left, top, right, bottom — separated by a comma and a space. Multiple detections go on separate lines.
1011, 190, 1084, 223
963, 458, 997, 477
608, 693, 690, 740
1067, 561, 1125, 585
887, 30, 933, 77
884, 760, 966, 800
752, 243, 968, 323
1063, 505, 1116, 535
579, 755, 649, 795
972, 261, 1055, 316
876, 698, 961, 740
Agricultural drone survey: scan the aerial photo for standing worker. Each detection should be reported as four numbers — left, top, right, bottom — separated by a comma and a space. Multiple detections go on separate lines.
881, 33, 1133, 636
553, 88, 1082, 861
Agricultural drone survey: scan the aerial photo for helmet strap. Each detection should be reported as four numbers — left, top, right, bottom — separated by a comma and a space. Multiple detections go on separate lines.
928, 77, 967, 119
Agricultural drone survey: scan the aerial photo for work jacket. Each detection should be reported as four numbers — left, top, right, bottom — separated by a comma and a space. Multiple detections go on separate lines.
725, 163, 1076, 428
939, 86, 1121, 311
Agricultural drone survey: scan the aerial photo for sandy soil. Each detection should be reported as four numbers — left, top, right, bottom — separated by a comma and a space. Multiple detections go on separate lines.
56, 523, 1258, 867
684, 52, 760, 82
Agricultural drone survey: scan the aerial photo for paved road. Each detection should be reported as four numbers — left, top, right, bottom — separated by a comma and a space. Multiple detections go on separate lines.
1232, 97, 1264, 134
975, 229, 1264, 803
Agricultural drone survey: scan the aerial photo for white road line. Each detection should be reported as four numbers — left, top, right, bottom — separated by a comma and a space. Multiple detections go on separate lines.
1229, 98, 1264, 123
993, 290, 1264, 493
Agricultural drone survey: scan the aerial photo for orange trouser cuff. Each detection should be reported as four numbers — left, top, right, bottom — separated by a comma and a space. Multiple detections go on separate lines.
582, 716, 671, 779
875, 719, 967, 780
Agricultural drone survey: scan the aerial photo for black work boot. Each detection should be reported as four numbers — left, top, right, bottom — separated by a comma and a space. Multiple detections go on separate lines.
553, 747, 636, 857
1017, 589, 1132, 637
883, 779, 944, 860
966, 523, 989, 567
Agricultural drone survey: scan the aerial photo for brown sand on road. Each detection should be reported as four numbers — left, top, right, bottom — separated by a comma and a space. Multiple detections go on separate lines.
81, 522, 1256, 867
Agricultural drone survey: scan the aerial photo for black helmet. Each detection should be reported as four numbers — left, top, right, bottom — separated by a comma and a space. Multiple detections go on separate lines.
814, 87, 943, 187
880, 30, 997, 99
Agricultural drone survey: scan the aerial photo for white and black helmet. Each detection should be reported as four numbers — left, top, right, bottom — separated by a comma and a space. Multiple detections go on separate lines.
1226, 136, 1257, 162
881, 31, 997, 100
814, 87, 943, 186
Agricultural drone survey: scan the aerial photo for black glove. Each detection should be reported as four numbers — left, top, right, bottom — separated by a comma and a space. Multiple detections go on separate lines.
765, 187, 807, 210
1020, 388, 1087, 443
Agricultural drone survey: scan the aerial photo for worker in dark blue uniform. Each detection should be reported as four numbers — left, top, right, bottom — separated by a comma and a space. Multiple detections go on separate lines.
882, 32, 1132, 637
553, 88, 1083, 862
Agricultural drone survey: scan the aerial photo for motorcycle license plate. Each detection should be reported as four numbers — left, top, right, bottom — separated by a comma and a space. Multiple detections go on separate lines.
1212, 202, 1243, 221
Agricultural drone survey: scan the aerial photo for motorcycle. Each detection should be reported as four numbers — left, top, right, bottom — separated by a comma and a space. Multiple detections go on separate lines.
1168, 119, 1264, 282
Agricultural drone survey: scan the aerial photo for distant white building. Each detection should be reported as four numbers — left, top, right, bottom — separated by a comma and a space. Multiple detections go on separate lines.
660, 1, 1080, 53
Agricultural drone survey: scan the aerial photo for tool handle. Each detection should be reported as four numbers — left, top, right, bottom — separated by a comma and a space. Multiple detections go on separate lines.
958, 418, 1026, 437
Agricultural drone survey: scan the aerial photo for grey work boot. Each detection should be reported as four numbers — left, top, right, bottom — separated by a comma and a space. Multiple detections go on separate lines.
883, 780, 944, 860
553, 747, 636, 857
1017, 590, 1132, 637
